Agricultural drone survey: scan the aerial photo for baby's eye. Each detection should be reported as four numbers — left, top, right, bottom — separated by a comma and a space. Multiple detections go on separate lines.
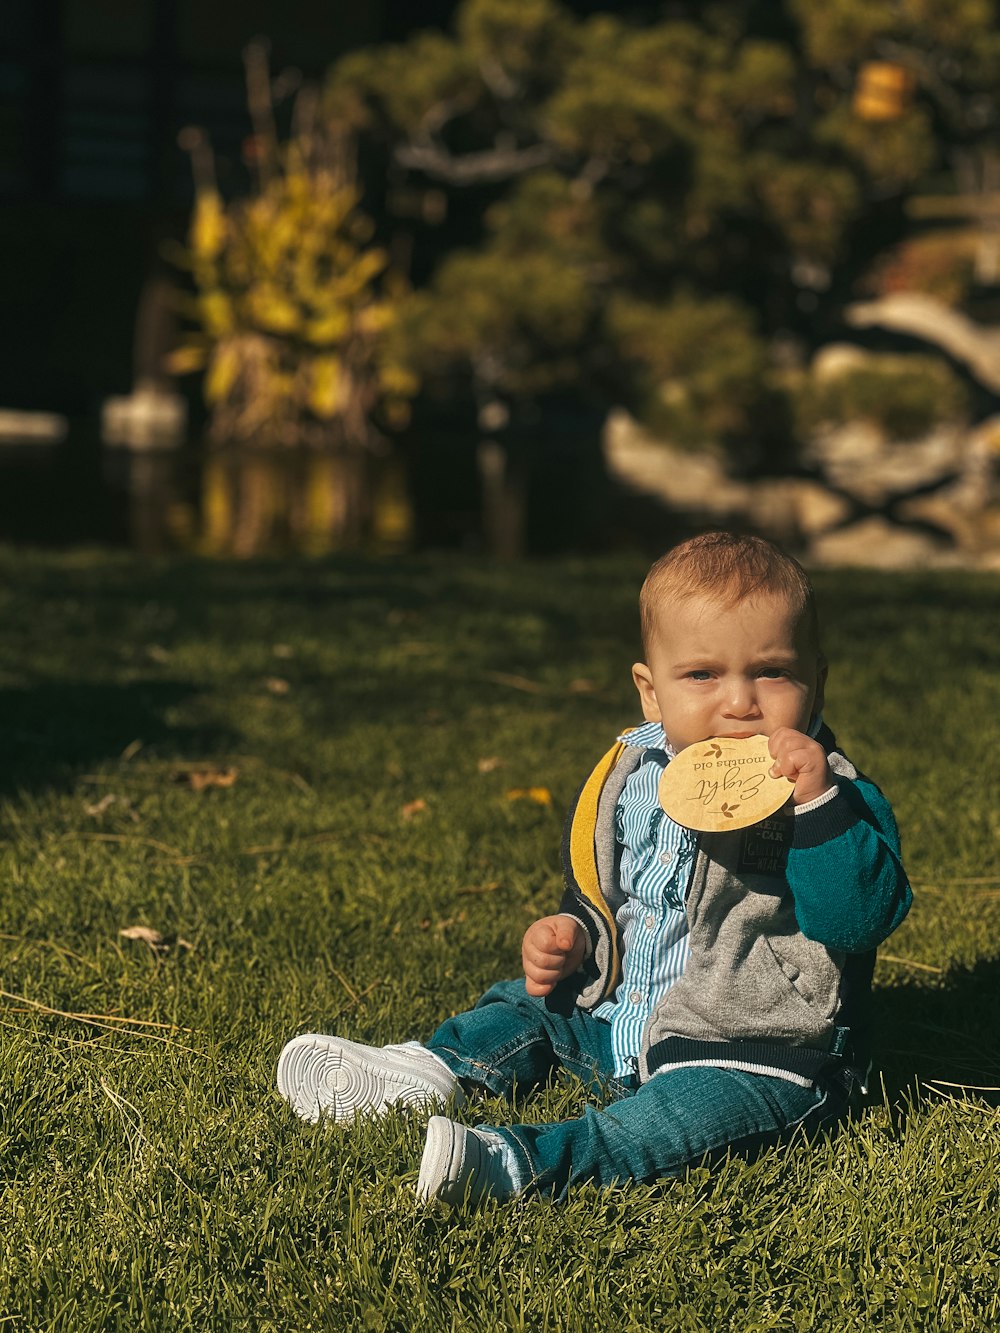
758, 667, 789, 680
686, 670, 713, 681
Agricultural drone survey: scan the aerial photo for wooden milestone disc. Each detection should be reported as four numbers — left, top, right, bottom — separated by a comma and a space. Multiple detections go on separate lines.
658, 734, 794, 832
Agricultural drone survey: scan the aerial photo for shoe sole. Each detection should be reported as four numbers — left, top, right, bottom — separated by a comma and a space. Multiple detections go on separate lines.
276, 1035, 457, 1125
416, 1115, 465, 1204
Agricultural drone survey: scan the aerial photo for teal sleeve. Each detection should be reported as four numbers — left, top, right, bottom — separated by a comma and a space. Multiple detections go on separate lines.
785, 777, 912, 953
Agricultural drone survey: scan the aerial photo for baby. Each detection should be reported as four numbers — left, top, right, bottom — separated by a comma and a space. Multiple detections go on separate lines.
277, 532, 912, 1204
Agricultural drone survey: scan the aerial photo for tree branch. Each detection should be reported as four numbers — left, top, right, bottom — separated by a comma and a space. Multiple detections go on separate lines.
478, 55, 520, 102
418, 94, 475, 140
394, 139, 553, 184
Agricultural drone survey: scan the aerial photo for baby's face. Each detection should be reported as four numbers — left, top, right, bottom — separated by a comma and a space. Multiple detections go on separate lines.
632, 592, 825, 755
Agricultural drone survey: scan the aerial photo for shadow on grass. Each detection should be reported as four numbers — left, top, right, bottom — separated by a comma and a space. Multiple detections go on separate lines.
64, 553, 459, 615
0, 680, 235, 798
874, 957, 1000, 1107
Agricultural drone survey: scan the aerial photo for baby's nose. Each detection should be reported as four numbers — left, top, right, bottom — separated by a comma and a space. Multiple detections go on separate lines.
724, 680, 761, 716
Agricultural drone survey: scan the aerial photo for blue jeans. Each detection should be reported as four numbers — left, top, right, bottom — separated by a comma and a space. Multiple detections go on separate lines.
427, 979, 849, 1200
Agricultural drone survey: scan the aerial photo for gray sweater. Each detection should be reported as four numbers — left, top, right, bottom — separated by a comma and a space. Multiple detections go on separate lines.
558, 725, 912, 1085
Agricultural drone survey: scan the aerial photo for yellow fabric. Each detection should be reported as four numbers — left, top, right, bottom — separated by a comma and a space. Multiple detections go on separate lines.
568, 738, 626, 991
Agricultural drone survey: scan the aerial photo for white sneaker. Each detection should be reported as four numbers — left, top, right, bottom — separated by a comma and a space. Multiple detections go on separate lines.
416, 1115, 514, 1207
277, 1035, 462, 1125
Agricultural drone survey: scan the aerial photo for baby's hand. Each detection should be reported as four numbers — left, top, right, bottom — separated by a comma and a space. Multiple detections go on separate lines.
522, 915, 586, 997
768, 727, 834, 806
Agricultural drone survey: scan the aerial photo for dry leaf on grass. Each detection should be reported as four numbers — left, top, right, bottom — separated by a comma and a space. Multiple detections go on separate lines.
401, 798, 428, 820
272, 643, 294, 659
505, 787, 554, 807
264, 677, 291, 695
477, 756, 504, 773
119, 925, 165, 947
484, 671, 545, 695
119, 925, 194, 953
568, 678, 598, 694
173, 766, 238, 792
85, 794, 118, 817
418, 912, 467, 934
84, 793, 140, 822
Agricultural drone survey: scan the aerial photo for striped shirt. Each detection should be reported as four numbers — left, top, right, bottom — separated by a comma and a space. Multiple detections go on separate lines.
593, 721, 695, 1077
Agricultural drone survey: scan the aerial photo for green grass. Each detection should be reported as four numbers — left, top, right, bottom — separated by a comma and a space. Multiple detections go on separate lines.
0, 548, 998, 1331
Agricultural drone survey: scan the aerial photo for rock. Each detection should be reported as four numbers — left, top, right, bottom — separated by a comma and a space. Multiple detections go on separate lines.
898, 494, 1000, 552
603, 404, 1000, 568
805, 421, 966, 506
605, 412, 853, 541
845, 294, 1000, 393
746, 479, 851, 539
603, 409, 752, 518
809, 517, 956, 569
101, 381, 187, 451
811, 343, 874, 383
893, 414, 1000, 552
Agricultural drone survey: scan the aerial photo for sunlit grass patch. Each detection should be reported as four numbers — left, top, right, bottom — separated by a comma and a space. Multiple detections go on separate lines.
0, 550, 998, 1330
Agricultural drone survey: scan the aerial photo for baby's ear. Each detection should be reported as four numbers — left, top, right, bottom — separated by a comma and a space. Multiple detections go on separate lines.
814, 655, 828, 716
631, 662, 662, 722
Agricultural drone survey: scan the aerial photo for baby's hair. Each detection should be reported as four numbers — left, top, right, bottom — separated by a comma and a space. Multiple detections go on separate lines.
640, 532, 820, 656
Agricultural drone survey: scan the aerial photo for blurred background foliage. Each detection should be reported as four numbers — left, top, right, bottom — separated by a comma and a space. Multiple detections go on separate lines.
164, 0, 999, 554
169, 47, 417, 554
793, 354, 971, 444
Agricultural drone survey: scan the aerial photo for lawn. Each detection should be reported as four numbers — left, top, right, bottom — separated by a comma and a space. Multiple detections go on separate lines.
0, 548, 997, 1331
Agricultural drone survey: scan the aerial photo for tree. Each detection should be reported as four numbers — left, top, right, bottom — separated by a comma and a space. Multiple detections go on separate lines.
325, 0, 1000, 550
